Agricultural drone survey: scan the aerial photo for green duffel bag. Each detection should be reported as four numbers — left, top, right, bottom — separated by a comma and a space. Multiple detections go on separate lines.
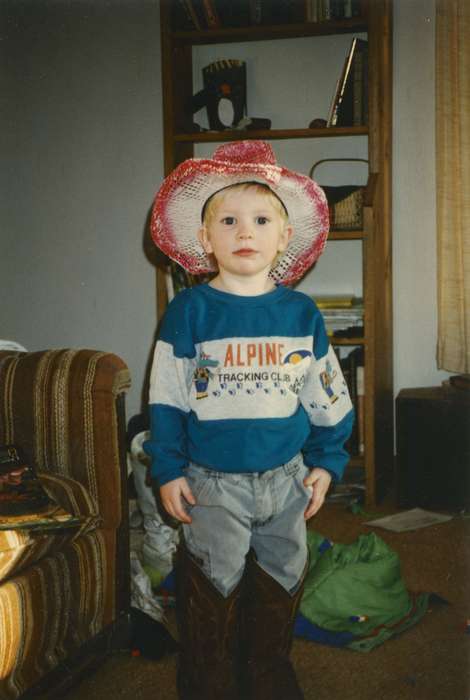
300, 531, 429, 652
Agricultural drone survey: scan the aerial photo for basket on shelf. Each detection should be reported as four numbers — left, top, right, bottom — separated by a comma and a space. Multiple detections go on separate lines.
310, 158, 368, 230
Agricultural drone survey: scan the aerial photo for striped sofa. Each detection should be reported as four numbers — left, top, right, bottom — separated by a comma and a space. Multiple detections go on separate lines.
0, 349, 131, 699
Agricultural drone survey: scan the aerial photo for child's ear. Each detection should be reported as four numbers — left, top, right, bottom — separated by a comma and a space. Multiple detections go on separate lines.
278, 224, 293, 252
198, 225, 213, 254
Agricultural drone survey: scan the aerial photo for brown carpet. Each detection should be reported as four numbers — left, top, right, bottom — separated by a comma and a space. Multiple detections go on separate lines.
62, 500, 470, 700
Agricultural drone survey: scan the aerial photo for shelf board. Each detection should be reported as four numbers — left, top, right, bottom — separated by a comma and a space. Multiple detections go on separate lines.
170, 17, 368, 46
174, 126, 368, 143
329, 336, 364, 346
329, 229, 365, 240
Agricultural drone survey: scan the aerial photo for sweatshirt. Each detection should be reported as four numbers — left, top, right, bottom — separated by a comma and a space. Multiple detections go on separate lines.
144, 283, 354, 486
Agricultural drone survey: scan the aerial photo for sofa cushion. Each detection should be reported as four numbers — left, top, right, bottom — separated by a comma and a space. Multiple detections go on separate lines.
0, 530, 109, 700
0, 473, 101, 583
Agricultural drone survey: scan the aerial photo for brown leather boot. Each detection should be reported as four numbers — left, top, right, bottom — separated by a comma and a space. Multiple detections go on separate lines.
241, 551, 308, 700
176, 545, 242, 700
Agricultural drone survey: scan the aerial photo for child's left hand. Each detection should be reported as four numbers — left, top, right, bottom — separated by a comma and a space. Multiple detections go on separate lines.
303, 468, 332, 520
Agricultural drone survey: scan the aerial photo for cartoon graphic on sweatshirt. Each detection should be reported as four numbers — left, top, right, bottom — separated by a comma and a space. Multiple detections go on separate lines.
283, 349, 313, 395
319, 359, 338, 403
194, 352, 219, 399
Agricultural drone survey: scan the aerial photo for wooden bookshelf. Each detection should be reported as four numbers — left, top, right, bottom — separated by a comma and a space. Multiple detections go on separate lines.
331, 337, 365, 346
174, 126, 368, 142
172, 17, 368, 45
157, 0, 393, 506
329, 229, 366, 240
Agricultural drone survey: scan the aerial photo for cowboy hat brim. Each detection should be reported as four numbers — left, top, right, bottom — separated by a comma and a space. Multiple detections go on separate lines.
151, 143, 329, 285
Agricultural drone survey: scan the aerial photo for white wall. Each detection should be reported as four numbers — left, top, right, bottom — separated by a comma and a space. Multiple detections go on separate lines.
0, 0, 449, 424
1, 0, 163, 417
393, 0, 450, 393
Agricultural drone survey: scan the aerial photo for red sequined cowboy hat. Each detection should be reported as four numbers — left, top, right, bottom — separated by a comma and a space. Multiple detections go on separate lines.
150, 140, 329, 285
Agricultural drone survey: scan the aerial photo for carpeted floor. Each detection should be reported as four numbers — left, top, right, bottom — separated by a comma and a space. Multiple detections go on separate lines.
62, 500, 470, 700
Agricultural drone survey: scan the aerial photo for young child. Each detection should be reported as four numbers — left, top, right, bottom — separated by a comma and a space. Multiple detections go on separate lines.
145, 140, 354, 700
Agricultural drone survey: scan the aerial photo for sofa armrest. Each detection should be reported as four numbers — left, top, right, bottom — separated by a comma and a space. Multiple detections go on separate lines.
0, 349, 131, 530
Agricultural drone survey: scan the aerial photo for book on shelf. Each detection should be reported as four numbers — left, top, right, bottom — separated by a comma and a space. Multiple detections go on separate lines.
213, 0, 251, 27
313, 295, 364, 338
352, 45, 363, 125
327, 37, 368, 127
202, 0, 221, 28
326, 36, 355, 126
250, 0, 263, 24
172, 1, 199, 30
173, 0, 217, 31
314, 294, 359, 309
172, 0, 366, 30
266, 0, 305, 24
216, 0, 304, 27
174, 0, 204, 30
306, 0, 364, 23
342, 37, 368, 126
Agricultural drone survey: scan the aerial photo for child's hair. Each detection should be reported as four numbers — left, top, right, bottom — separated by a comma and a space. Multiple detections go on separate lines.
202, 182, 289, 227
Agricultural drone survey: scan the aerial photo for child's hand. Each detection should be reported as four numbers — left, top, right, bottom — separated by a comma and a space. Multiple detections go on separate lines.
303, 468, 332, 520
160, 477, 196, 524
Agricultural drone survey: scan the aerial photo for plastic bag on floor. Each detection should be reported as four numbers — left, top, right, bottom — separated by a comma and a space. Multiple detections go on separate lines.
129, 430, 179, 577
130, 551, 165, 623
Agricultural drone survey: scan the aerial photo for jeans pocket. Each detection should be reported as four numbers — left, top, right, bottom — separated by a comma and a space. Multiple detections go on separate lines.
293, 461, 312, 501
185, 463, 217, 505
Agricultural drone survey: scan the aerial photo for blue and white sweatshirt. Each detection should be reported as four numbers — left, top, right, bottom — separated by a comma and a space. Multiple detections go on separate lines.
145, 283, 354, 486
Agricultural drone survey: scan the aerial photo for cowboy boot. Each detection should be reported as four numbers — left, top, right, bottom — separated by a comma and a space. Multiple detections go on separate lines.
176, 544, 242, 700
241, 550, 308, 700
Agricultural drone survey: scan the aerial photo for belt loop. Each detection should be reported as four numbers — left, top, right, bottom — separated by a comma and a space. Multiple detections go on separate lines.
282, 453, 301, 477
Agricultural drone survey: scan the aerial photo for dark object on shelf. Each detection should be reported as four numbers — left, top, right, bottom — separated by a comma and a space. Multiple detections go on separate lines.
306, 0, 365, 21
190, 60, 247, 130
215, 0, 251, 27
214, 0, 303, 27
172, 0, 200, 30
309, 118, 327, 128
0, 445, 52, 515
327, 37, 368, 127
251, 0, 305, 25
201, 0, 221, 28
396, 386, 470, 510
310, 158, 368, 230
236, 116, 272, 130
333, 326, 364, 338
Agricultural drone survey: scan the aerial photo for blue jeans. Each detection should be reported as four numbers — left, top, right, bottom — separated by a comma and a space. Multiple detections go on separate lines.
182, 454, 311, 598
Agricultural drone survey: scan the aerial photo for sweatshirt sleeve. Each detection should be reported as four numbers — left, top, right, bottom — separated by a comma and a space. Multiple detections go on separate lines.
299, 308, 354, 481
143, 291, 196, 487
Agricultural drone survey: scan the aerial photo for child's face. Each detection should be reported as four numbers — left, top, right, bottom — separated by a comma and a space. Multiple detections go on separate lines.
198, 186, 292, 282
